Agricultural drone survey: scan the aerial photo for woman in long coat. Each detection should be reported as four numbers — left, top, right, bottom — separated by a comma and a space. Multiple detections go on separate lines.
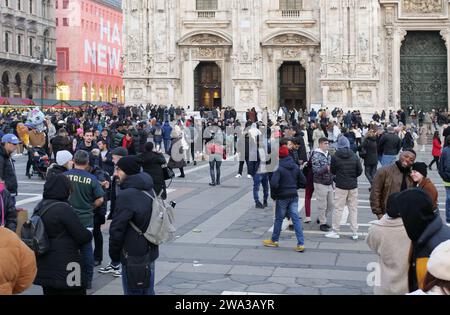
418, 124, 428, 152
167, 126, 187, 178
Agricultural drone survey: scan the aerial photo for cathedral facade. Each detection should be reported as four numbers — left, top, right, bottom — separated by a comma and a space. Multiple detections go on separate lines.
122, 0, 450, 115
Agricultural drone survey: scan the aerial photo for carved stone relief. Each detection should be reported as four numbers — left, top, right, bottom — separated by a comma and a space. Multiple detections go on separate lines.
328, 90, 343, 102
187, 34, 228, 46
282, 48, 302, 58
357, 91, 372, 104
265, 34, 315, 46
240, 90, 253, 103
156, 88, 169, 103
155, 63, 168, 74
402, 0, 443, 14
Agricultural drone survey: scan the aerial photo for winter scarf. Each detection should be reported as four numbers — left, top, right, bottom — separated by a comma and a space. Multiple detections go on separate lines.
396, 161, 411, 192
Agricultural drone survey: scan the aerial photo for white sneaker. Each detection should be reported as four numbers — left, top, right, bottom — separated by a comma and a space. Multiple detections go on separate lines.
325, 231, 340, 239
352, 233, 359, 241
446, 223, 450, 228
303, 217, 311, 224
247, 175, 252, 179
235, 174, 242, 178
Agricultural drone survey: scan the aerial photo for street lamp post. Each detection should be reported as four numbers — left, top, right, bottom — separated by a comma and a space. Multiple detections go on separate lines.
36, 28, 49, 110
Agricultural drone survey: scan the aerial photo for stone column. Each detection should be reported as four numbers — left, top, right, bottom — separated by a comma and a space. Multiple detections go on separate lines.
441, 29, 450, 111
393, 29, 407, 110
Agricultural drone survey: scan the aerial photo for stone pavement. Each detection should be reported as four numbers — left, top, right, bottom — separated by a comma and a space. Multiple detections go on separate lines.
18, 142, 448, 295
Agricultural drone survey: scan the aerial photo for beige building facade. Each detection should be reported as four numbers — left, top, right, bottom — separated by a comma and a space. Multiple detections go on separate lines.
123, 0, 450, 115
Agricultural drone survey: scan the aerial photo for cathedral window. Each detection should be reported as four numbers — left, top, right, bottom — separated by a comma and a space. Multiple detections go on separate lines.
196, 0, 218, 11
279, 0, 302, 11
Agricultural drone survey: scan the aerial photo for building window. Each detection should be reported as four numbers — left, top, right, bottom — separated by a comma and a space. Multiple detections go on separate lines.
57, 51, 66, 70
63, 18, 69, 26
280, 0, 302, 10
4, 32, 11, 53
17, 0, 21, 11
5, 0, 9, 7
196, 0, 218, 10
29, 0, 33, 13
17, 35, 23, 54
56, 18, 59, 26
56, 83, 70, 100
63, 0, 69, 9
29, 37, 34, 56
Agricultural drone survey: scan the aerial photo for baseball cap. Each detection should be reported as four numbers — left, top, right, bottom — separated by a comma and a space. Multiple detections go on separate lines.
2, 134, 21, 145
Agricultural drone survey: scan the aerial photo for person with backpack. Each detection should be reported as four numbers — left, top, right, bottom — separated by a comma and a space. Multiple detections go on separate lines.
109, 155, 159, 295
0, 179, 17, 232
152, 122, 163, 152
32, 175, 92, 295
0, 226, 36, 295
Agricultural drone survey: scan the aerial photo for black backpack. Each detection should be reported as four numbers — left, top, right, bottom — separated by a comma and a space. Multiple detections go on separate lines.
21, 202, 65, 256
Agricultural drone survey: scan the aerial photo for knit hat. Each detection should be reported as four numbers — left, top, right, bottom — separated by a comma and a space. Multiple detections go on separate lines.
111, 147, 128, 157
412, 162, 428, 178
279, 145, 289, 158
397, 188, 436, 242
56, 150, 73, 166
337, 136, 350, 150
386, 192, 401, 219
427, 240, 450, 281
117, 156, 142, 176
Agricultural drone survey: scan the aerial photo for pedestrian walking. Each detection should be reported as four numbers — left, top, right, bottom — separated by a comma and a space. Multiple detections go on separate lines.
0, 179, 17, 232
46, 150, 73, 178
64, 150, 105, 289
311, 138, 334, 232
0, 226, 36, 295
429, 131, 442, 170
367, 193, 411, 295
438, 135, 450, 225
140, 142, 167, 199
370, 150, 416, 219
327, 136, 363, 240
418, 124, 428, 152
263, 145, 306, 252
0, 134, 20, 198
162, 121, 172, 154
206, 131, 225, 187
360, 129, 378, 189
109, 156, 159, 295
33, 175, 93, 295
378, 126, 402, 166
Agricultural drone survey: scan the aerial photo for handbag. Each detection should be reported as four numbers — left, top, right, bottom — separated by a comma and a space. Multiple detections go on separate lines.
123, 250, 152, 290
162, 165, 175, 181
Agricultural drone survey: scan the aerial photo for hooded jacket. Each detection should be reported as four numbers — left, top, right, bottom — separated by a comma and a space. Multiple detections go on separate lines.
109, 172, 159, 264
0, 145, 18, 195
270, 156, 306, 200
378, 132, 402, 156
162, 122, 173, 140
398, 189, 450, 292
311, 149, 333, 185
0, 227, 37, 295
330, 148, 363, 190
0, 185, 17, 232
140, 151, 167, 200
33, 175, 92, 289
361, 136, 379, 166
366, 215, 411, 295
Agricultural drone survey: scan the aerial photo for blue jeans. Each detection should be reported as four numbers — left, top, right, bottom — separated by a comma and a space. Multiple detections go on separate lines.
271, 197, 304, 246
80, 236, 94, 284
122, 261, 155, 295
253, 173, 269, 203
445, 187, 450, 223
381, 155, 397, 166
163, 139, 172, 154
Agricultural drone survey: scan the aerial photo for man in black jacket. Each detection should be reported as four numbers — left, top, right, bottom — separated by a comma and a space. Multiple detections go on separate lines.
379, 126, 401, 166
0, 134, 20, 197
263, 145, 306, 252
328, 136, 363, 240
109, 156, 158, 295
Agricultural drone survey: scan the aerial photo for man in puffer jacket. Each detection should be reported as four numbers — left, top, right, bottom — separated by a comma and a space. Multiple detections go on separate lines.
264, 145, 306, 252
327, 136, 363, 240
311, 137, 334, 232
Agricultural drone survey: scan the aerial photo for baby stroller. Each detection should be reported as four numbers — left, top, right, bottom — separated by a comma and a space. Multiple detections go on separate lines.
29, 147, 50, 180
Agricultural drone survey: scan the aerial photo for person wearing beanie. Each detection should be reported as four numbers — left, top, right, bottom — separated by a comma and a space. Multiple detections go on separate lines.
327, 136, 363, 240
396, 188, 450, 292
109, 154, 159, 295
370, 150, 416, 219
311, 137, 334, 232
264, 145, 306, 252
46, 150, 74, 179
408, 240, 450, 295
411, 162, 438, 210
367, 193, 411, 295
33, 174, 92, 295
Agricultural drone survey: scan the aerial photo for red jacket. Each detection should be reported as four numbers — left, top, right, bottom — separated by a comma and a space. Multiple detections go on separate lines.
432, 138, 442, 157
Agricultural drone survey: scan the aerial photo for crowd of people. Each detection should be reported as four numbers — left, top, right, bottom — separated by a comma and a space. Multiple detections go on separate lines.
0, 103, 450, 296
